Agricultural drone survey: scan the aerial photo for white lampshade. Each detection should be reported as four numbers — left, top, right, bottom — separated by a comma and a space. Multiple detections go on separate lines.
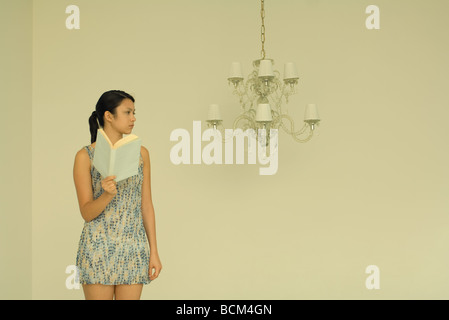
208, 104, 222, 121
284, 62, 299, 80
228, 62, 243, 79
258, 60, 274, 78
304, 104, 320, 123
255, 103, 272, 122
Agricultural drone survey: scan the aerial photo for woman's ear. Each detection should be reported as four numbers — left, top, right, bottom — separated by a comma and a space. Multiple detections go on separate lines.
104, 110, 113, 123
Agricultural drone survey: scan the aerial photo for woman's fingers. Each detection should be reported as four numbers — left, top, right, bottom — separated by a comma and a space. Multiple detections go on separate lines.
149, 264, 161, 280
101, 176, 117, 195
149, 265, 155, 279
153, 267, 161, 278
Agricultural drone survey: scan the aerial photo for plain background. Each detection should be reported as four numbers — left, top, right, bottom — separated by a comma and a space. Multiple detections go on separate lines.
1, 0, 449, 299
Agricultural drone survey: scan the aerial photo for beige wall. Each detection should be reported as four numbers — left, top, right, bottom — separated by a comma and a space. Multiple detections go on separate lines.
0, 0, 32, 300
2, 0, 449, 299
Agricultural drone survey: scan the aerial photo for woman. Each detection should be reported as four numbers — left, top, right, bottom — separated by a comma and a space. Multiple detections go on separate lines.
73, 90, 162, 300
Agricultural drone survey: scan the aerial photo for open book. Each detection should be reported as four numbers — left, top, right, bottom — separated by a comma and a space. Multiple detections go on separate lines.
92, 128, 142, 182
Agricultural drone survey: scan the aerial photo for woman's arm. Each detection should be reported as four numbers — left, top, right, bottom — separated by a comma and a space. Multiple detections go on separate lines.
73, 148, 115, 222
141, 146, 162, 280
80, 192, 115, 222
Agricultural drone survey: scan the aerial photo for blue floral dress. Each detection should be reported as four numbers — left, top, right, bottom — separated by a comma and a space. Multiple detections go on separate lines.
76, 145, 150, 285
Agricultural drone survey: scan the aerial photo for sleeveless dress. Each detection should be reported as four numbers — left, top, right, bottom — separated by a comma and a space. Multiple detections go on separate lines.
76, 145, 151, 285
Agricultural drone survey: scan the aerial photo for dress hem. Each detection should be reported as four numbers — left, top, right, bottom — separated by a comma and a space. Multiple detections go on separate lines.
79, 281, 151, 285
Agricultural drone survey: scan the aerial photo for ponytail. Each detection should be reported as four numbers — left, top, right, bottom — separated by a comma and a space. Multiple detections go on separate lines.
88, 110, 100, 143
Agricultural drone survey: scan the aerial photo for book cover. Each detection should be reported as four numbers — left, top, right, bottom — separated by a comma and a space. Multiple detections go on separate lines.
92, 128, 142, 182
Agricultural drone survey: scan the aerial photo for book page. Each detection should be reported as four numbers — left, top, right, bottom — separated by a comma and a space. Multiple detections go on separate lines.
92, 129, 112, 179
113, 134, 139, 149
112, 137, 142, 182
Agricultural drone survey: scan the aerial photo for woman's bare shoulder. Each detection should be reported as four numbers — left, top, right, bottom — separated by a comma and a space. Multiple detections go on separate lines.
75, 144, 93, 161
140, 145, 150, 158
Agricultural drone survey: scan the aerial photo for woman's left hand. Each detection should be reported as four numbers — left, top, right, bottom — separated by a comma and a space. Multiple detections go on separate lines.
149, 254, 162, 281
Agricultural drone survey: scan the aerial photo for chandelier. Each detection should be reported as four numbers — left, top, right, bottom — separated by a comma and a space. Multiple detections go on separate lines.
206, 0, 321, 146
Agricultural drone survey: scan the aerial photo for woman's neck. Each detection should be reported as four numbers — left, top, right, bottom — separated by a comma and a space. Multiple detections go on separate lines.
103, 126, 123, 146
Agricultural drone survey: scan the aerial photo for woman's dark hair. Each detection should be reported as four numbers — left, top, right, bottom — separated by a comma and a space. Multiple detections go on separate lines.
89, 90, 135, 143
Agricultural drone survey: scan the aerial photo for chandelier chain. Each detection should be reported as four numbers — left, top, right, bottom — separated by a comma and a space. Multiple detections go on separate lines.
260, 0, 266, 59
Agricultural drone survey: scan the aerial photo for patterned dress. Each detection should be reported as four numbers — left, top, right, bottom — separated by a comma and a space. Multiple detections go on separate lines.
76, 145, 151, 285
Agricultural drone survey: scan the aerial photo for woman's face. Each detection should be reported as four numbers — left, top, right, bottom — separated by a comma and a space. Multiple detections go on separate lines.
108, 98, 136, 134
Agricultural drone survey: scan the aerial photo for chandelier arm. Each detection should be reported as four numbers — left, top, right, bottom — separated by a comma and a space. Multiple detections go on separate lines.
283, 82, 297, 104
271, 79, 294, 120
277, 114, 314, 143
218, 122, 237, 144
267, 80, 278, 111
245, 76, 259, 110
270, 109, 281, 128
266, 71, 280, 99
233, 113, 257, 131
280, 115, 314, 143
280, 81, 287, 106
248, 108, 256, 119
279, 114, 309, 136
232, 83, 251, 111
232, 113, 260, 143
246, 74, 260, 110
252, 76, 265, 98
271, 81, 286, 113
292, 127, 314, 143
230, 70, 262, 112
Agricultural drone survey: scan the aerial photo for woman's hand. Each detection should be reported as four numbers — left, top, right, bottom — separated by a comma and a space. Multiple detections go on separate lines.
149, 254, 162, 281
101, 175, 117, 196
